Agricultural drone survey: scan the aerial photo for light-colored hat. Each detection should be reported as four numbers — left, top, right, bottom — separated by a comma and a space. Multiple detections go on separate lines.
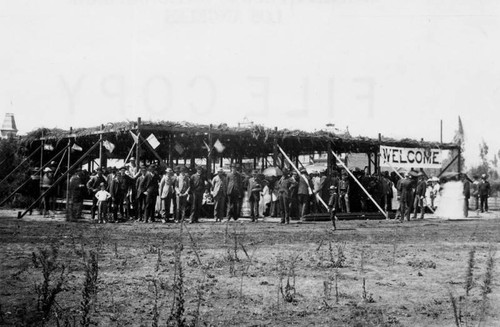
43, 167, 52, 173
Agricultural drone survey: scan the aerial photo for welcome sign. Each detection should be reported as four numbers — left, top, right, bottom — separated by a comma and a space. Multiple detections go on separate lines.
380, 145, 443, 169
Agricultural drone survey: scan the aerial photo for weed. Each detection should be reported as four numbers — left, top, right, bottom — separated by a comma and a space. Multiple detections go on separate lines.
32, 244, 67, 322
81, 250, 98, 327
448, 289, 460, 327
328, 241, 346, 268
151, 279, 160, 327
478, 247, 495, 326
361, 278, 375, 303
464, 247, 475, 296
167, 243, 186, 327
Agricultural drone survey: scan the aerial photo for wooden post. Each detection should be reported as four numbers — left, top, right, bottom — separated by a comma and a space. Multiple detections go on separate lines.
273, 127, 278, 166
367, 153, 372, 175
136, 117, 141, 168
65, 128, 72, 218
99, 124, 104, 168
207, 124, 213, 177
457, 147, 462, 173
168, 133, 173, 168
40, 131, 44, 192
377, 133, 382, 174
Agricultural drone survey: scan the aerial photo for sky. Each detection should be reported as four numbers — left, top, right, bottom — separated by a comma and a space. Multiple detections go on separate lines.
1, 0, 499, 168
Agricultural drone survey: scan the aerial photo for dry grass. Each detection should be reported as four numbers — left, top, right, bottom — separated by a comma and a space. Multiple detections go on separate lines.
0, 211, 499, 326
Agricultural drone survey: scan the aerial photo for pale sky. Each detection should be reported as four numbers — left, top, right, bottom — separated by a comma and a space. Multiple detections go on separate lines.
1, 0, 499, 168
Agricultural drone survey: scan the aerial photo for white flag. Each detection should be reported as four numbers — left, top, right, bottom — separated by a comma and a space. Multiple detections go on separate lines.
44, 144, 54, 151
174, 142, 184, 155
103, 140, 115, 153
71, 143, 82, 152
213, 139, 225, 153
129, 131, 139, 144
146, 133, 160, 149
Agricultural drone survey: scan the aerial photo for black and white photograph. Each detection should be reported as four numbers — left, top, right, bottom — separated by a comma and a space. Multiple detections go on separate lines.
0, 1, 499, 326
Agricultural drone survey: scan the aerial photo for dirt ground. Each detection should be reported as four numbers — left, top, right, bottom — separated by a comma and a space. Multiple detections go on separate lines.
0, 209, 499, 327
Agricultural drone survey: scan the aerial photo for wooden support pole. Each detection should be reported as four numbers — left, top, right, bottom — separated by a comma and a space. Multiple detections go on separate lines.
40, 131, 44, 192
99, 124, 104, 168
367, 153, 372, 175
457, 147, 462, 173
207, 124, 212, 177
330, 147, 388, 219
273, 127, 278, 166
327, 142, 332, 175
168, 133, 173, 168
65, 128, 72, 217
438, 154, 459, 177
136, 117, 141, 168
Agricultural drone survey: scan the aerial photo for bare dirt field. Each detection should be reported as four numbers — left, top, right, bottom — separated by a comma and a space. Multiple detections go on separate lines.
0, 209, 499, 327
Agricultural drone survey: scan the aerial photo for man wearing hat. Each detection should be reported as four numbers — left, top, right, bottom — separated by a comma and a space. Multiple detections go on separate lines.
462, 174, 471, 217
189, 166, 207, 223
297, 168, 313, 219
226, 164, 244, 221
135, 165, 148, 221
412, 173, 427, 220
67, 168, 86, 221
175, 167, 190, 222
398, 172, 414, 222
40, 167, 55, 217
109, 167, 130, 222
211, 168, 228, 222
143, 165, 161, 223
276, 169, 297, 224
86, 168, 107, 221
160, 167, 177, 223
247, 169, 263, 222
478, 174, 490, 213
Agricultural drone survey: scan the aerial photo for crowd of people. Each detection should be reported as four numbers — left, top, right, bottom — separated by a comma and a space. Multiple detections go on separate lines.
30, 157, 492, 226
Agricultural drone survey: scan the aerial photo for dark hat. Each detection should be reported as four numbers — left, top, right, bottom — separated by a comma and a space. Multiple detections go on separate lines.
252, 169, 259, 174
196, 166, 203, 171
96, 168, 102, 172
119, 166, 126, 171
299, 168, 307, 174
181, 167, 188, 172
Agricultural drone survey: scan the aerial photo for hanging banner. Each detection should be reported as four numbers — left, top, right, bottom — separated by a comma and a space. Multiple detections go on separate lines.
380, 145, 443, 169
146, 133, 160, 149
103, 140, 115, 153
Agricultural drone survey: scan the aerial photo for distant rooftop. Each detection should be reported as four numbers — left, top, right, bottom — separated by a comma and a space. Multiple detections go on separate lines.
1, 113, 18, 138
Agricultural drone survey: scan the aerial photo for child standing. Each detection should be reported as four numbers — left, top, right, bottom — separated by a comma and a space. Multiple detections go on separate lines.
95, 182, 111, 223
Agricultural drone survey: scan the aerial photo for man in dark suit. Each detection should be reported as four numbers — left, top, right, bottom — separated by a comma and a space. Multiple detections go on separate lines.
211, 168, 227, 222
398, 173, 414, 222
144, 165, 160, 223
86, 168, 106, 221
226, 164, 244, 221
412, 173, 427, 220
277, 169, 297, 224
135, 165, 148, 221
247, 169, 262, 222
462, 174, 471, 217
478, 174, 490, 213
297, 169, 313, 218
189, 166, 206, 223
